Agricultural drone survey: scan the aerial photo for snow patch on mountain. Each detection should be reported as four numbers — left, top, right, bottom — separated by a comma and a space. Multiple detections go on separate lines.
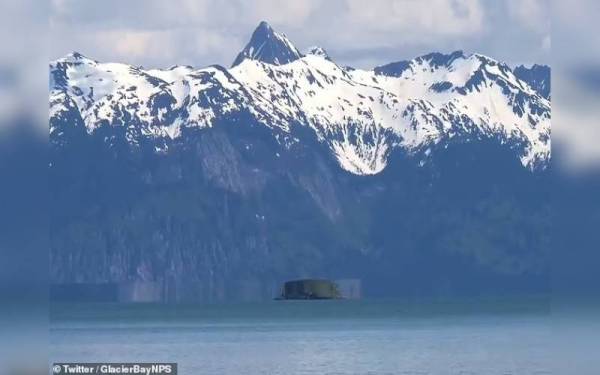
306, 46, 332, 61
50, 22, 551, 175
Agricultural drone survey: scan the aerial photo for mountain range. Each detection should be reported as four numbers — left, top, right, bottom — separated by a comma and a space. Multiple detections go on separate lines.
49, 22, 552, 302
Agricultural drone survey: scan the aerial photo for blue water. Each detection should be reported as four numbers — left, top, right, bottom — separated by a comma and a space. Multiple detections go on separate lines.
50, 299, 553, 375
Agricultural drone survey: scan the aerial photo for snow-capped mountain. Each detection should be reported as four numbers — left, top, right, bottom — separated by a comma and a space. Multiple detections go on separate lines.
50, 21, 550, 175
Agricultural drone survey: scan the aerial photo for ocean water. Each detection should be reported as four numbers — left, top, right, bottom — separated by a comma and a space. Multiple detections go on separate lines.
50, 299, 554, 375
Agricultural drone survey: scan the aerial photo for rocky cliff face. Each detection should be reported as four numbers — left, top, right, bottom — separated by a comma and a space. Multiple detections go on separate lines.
49, 22, 552, 302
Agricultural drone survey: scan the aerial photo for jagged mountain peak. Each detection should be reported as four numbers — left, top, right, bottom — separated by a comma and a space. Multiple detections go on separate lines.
57, 51, 97, 65
513, 64, 551, 99
231, 21, 303, 68
306, 46, 331, 61
374, 50, 467, 78
416, 50, 466, 67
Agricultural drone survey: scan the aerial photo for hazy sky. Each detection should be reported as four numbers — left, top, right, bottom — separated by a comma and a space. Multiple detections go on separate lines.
49, 0, 551, 69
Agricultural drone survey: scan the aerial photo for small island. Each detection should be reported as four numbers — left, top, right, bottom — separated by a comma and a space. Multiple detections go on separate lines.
276, 279, 342, 300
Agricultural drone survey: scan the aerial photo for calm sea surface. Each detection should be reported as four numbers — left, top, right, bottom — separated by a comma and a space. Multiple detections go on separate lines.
50, 299, 554, 375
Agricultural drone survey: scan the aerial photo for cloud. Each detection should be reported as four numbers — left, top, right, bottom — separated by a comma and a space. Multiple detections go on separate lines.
344, 0, 484, 36
551, 0, 600, 170
299, 0, 486, 63
48, 0, 550, 70
553, 72, 600, 169
542, 35, 551, 51
0, 0, 49, 128
506, 0, 549, 34
505, 0, 551, 57
248, 0, 320, 27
